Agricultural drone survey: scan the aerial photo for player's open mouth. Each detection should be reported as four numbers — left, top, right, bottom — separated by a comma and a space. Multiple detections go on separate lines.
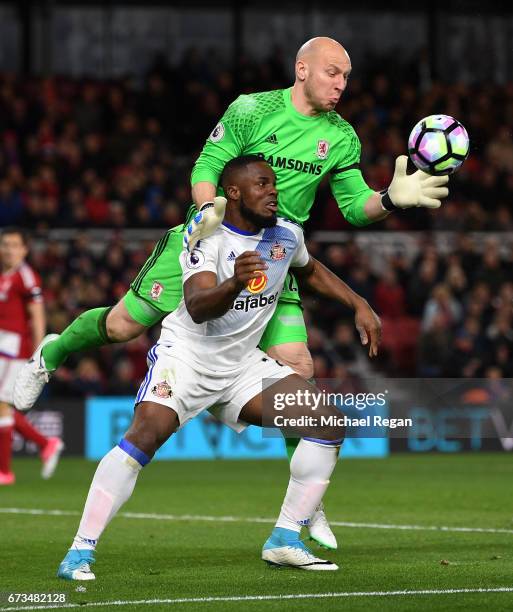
266, 201, 277, 212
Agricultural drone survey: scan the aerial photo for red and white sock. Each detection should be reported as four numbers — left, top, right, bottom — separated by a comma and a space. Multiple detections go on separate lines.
13, 410, 48, 449
0, 414, 15, 474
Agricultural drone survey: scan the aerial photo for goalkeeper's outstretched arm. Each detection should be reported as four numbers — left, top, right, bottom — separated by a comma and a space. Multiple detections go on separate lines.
330, 155, 450, 227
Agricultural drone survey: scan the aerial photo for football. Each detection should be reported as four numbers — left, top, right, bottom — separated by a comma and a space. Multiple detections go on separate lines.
408, 114, 470, 175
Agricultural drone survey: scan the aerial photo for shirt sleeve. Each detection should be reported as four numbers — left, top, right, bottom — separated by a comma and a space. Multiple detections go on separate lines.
180, 235, 220, 284
290, 231, 310, 268
328, 124, 375, 227
19, 266, 43, 303
191, 95, 258, 187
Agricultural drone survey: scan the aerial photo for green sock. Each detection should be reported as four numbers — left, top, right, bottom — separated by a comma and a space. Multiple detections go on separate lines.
284, 378, 316, 462
285, 437, 300, 462
42, 307, 113, 370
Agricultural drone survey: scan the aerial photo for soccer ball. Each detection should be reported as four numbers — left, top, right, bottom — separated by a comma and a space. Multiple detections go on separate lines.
408, 115, 469, 175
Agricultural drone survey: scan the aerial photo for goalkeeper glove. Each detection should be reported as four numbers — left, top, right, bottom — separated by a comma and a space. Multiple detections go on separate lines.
183, 196, 227, 252
381, 155, 449, 211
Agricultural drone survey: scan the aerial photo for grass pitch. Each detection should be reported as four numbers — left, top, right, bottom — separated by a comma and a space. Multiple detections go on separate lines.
1, 454, 513, 611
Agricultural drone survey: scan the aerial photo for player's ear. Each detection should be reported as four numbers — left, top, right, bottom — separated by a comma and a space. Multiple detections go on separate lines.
225, 185, 240, 201
296, 60, 307, 82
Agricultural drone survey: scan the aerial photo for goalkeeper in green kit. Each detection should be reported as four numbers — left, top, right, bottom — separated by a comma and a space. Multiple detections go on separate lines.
14, 37, 449, 549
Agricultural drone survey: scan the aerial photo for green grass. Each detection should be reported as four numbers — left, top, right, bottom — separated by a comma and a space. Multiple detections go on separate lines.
1, 454, 513, 611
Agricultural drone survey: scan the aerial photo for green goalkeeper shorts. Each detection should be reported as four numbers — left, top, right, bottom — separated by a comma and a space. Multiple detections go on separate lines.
259, 301, 307, 351
123, 222, 307, 348
123, 225, 185, 327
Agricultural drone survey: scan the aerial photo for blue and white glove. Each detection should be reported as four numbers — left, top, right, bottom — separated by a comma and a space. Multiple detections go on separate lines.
183, 197, 227, 252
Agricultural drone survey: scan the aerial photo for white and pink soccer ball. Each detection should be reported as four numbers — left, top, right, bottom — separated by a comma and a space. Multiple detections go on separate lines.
408, 114, 470, 176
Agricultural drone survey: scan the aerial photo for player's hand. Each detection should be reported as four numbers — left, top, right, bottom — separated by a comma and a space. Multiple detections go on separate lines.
386, 155, 449, 209
354, 300, 381, 357
232, 251, 268, 289
184, 197, 227, 252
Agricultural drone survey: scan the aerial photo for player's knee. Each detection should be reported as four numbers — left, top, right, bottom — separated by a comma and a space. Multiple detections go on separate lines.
294, 356, 314, 380
319, 426, 345, 444
267, 343, 314, 380
124, 416, 157, 457
106, 303, 146, 342
310, 406, 346, 444
125, 402, 178, 457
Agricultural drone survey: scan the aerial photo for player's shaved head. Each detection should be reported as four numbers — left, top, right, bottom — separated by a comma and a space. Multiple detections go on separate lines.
292, 37, 351, 115
296, 37, 349, 64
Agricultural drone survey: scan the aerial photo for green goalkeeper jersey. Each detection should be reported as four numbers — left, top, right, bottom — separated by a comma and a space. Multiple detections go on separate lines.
191, 87, 374, 227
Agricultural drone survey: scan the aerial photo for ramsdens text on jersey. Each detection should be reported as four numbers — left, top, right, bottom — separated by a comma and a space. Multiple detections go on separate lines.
257, 153, 323, 175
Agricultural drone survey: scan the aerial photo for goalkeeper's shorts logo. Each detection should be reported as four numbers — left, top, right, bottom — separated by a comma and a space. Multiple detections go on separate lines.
152, 381, 173, 399
150, 282, 164, 300
246, 271, 268, 294
209, 122, 225, 143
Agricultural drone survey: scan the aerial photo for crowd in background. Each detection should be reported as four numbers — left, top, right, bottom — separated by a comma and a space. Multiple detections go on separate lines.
0, 48, 513, 232
1, 47, 512, 395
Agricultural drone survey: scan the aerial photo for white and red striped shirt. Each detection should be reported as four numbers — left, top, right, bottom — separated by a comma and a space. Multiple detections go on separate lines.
0, 263, 43, 359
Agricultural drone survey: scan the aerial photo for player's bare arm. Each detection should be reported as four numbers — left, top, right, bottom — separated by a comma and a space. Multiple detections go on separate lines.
292, 256, 381, 357
26, 301, 46, 348
184, 251, 268, 324
363, 192, 390, 222
191, 181, 217, 208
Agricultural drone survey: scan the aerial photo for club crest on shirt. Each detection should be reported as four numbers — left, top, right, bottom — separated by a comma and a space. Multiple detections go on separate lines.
150, 282, 164, 300
246, 271, 268, 294
209, 122, 225, 143
186, 249, 205, 269
270, 242, 286, 261
151, 381, 173, 399
316, 139, 330, 159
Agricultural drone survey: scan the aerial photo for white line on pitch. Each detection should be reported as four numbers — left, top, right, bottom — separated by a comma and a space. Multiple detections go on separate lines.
2, 588, 513, 611
1, 507, 513, 535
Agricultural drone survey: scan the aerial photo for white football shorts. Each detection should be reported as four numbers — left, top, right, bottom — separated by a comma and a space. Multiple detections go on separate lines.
135, 344, 295, 432
0, 357, 25, 404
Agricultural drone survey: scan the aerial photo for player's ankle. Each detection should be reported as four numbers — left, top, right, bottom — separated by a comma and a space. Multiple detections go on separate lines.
72, 535, 97, 551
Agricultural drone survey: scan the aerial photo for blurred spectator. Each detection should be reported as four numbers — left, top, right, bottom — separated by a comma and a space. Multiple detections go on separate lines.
373, 268, 406, 318
69, 357, 104, 396
421, 284, 462, 332
417, 313, 454, 377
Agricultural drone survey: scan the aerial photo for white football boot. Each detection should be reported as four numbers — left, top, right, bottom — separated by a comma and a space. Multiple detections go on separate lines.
262, 527, 338, 570
13, 334, 59, 411
308, 502, 338, 550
